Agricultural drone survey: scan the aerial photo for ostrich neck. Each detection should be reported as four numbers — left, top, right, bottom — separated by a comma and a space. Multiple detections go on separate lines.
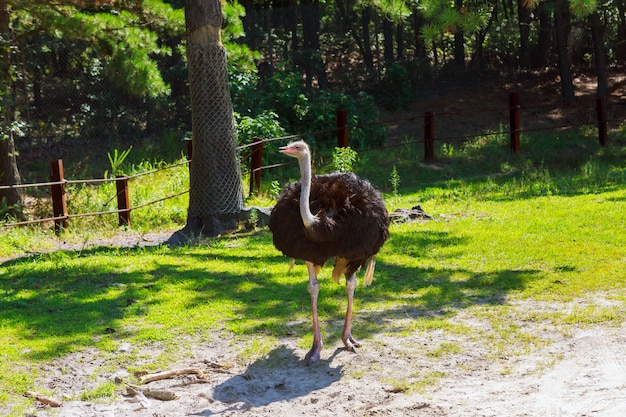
298, 154, 316, 229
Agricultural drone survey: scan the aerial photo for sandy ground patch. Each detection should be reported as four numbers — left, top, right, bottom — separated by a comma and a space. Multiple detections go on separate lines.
28, 309, 626, 417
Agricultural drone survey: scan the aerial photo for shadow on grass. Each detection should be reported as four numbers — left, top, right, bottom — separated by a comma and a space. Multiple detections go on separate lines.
0, 227, 539, 364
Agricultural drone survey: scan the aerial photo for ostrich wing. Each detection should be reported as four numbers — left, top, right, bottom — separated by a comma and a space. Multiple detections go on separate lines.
270, 172, 389, 270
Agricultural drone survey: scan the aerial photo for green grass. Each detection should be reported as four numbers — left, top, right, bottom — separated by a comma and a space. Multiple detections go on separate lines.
1, 127, 625, 414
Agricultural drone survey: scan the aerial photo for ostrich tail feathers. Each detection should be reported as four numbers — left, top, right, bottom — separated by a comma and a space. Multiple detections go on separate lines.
332, 258, 349, 284
363, 256, 376, 286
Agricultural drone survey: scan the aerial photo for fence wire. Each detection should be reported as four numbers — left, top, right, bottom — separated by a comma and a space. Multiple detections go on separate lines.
2, 96, 622, 229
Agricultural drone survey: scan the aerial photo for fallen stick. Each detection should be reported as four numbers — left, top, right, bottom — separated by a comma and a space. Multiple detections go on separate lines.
24, 391, 62, 407
140, 368, 207, 384
126, 385, 179, 401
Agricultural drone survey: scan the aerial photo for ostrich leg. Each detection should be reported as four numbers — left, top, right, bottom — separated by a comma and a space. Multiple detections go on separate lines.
305, 261, 323, 362
342, 273, 362, 351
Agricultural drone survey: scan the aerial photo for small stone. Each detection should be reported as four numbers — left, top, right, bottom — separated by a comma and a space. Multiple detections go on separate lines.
113, 370, 130, 383
117, 342, 132, 353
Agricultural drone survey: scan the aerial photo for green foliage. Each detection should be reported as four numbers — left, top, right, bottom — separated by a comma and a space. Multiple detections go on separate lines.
389, 165, 400, 195
235, 111, 287, 168
332, 146, 358, 173
106, 146, 133, 178
10, 0, 259, 147
11, 0, 185, 143
269, 180, 282, 199
569, 0, 598, 17
375, 0, 412, 22
418, 0, 492, 48
482, 17, 522, 67
223, 2, 260, 73
56, 8, 173, 97
236, 111, 286, 147
231, 62, 386, 154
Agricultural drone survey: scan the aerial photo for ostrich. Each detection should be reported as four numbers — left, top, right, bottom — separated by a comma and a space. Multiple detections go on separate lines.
269, 141, 389, 362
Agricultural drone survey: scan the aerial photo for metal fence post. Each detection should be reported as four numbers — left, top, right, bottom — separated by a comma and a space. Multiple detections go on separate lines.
116, 175, 131, 227
48, 159, 68, 233
250, 137, 264, 195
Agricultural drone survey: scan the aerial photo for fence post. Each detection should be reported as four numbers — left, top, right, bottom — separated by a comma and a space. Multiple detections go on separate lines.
596, 96, 607, 147
424, 111, 435, 163
250, 137, 263, 195
48, 159, 68, 233
116, 175, 131, 227
509, 92, 520, 153
336, 109, 348, 148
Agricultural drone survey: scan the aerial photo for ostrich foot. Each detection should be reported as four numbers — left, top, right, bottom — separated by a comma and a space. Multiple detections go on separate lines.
305, 342, 322, 363
342, 334, 362, 352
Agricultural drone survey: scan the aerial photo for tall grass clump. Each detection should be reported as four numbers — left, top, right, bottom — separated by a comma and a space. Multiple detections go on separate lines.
62, 156, 189, 234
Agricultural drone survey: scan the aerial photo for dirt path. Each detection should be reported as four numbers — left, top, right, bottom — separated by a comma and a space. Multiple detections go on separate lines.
32, 309, 626, 417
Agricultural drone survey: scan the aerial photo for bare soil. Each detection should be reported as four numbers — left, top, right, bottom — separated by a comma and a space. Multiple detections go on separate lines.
32, 305, 626, 417
20, 72, 626, 416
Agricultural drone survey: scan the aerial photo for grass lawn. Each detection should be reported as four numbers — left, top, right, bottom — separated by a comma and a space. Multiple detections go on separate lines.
1, 131, 625, 414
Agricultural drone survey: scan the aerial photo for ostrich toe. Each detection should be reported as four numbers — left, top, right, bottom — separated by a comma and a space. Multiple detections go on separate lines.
342, 334, 362, 352
305, 342, 322, 363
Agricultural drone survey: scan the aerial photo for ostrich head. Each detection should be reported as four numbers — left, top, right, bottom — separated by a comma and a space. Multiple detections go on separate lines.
279, 141, 310, 159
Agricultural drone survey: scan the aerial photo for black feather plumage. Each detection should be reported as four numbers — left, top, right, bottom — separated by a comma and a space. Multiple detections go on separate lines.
269, 171, 390, 277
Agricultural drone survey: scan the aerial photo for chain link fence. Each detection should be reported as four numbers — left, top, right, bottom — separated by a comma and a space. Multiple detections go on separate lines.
187, 42, 243, 217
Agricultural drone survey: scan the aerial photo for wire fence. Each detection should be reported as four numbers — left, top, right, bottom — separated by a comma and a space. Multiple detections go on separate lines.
1, 93, 622, 231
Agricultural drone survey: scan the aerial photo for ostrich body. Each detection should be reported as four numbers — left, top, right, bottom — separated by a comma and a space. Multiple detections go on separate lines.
269, 141, 389, 362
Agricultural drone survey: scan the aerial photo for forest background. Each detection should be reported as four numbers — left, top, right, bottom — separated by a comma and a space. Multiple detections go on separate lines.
0, 0, 624, 218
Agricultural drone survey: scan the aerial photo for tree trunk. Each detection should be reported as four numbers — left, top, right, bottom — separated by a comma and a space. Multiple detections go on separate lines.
361, 6, 374, 71
0, 0, 23, 219
532, 2, 551, 68
453, 0, 465, 68
589, 12, 608, 98
288, 0, 298, 54
241, 0, 261, 50
396, 23, 404, 60
383, 17, 394, 63
517, 0, 531, 68
301, 0, 328, 89
470, 6, 495, 69
554, 1, 575, 100
335, 0, 371, 74
617, 0, 626, 62
169, 0, 243, 244
412, 12, 426, 59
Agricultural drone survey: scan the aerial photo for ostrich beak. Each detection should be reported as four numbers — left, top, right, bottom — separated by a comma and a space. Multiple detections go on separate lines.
279, 145, 295, 156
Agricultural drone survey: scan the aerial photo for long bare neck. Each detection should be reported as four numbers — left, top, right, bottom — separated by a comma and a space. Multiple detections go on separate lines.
298, 153, 316, 229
